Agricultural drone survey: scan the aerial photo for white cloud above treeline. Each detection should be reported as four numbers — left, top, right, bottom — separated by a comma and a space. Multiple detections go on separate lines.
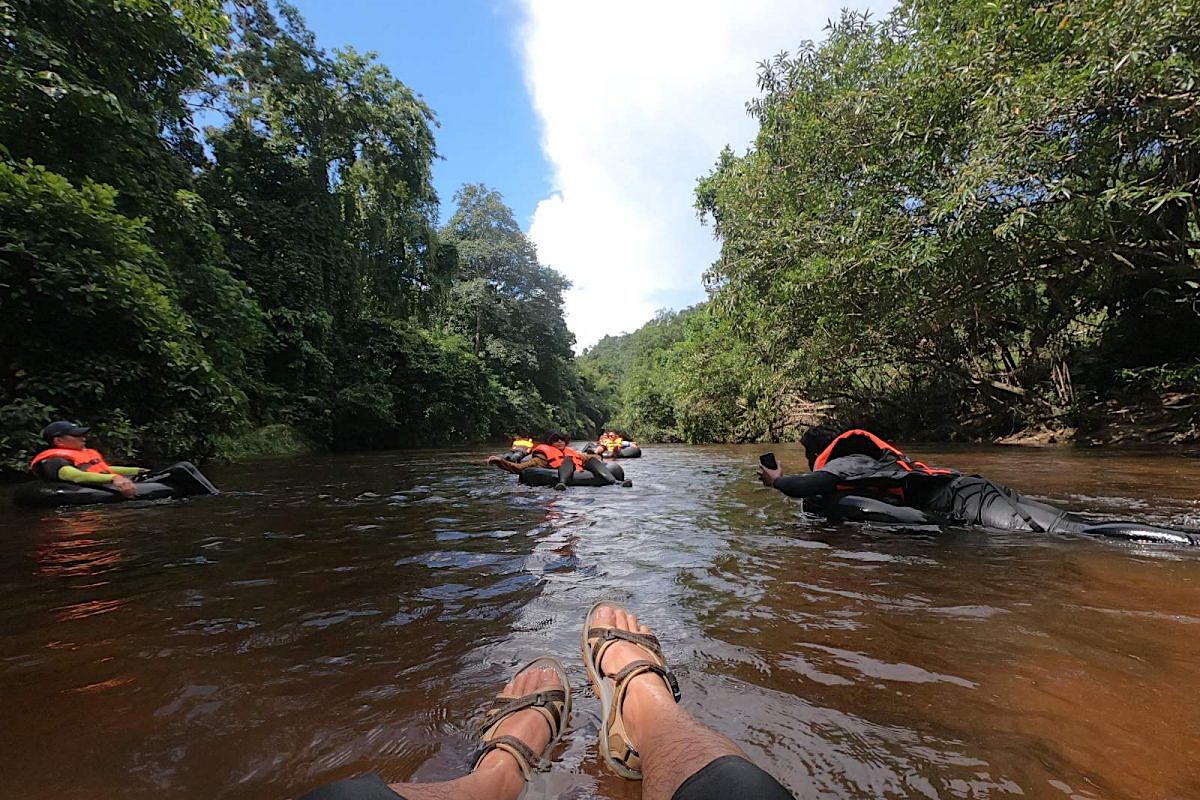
516, 0, 896, 350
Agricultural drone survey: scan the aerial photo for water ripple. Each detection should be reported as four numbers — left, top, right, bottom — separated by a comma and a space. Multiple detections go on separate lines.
0, 444, 1197, 799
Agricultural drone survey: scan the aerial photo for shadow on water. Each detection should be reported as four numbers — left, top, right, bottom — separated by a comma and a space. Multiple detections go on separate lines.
1, 444, 1198, 799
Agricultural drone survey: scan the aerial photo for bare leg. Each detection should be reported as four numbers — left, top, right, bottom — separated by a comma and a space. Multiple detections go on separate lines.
300, 665, 561, 800
388, 664, 560, 800
590, 605, 749, 800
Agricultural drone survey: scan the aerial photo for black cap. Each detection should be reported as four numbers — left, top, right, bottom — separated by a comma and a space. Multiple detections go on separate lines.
41, 420, 90, 442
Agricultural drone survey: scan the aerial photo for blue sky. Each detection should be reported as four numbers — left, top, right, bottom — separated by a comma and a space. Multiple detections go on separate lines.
290, 0, 549, 227
286, 0, 896, 349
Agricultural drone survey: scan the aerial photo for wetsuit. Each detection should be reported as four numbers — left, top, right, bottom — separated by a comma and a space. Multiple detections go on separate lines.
30, 447, 142, 486
502, 439, 534, 463
501, 447, 531, 463
30, 449, 218, 497
773, 430, 1199, 546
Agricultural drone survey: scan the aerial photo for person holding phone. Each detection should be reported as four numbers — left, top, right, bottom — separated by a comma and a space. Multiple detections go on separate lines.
757, 426, 954, 512
757, 424, 1199, 545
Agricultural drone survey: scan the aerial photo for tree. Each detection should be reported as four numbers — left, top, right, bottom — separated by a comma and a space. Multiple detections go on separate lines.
201, 1, 448, 441
0, 0, 255, 469
440, 184, 598, 436
0, 162, 241, 468
697, 0, 1200, 438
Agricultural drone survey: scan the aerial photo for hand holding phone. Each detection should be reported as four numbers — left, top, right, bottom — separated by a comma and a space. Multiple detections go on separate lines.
757, 452, 780, 487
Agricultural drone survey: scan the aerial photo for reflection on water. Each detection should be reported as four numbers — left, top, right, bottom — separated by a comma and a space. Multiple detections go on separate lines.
1, 445, 1198, 799
35, 511, 126, 581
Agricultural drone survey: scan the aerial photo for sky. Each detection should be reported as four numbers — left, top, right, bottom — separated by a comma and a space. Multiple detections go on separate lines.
290, 0, 895, 350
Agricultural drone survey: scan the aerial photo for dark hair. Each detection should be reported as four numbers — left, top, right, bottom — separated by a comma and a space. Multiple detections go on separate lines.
542, 431, 569, 444
801, 423, 843, 470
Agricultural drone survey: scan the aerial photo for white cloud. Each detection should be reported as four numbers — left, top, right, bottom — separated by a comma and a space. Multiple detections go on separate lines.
516, 0, 895, 350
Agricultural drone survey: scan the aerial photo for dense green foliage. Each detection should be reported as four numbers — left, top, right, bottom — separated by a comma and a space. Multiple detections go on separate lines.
0, 0, 600, 472
438, 185, 603, 438
5, 0, 1197, 467
596, 0, 1199, 444
692, 0, 1200, 440
578, 310, 691, 441
579, 304, 804, 443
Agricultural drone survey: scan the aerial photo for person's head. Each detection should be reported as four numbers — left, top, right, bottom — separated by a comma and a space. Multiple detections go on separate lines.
542, 431, 569, 448
41, 420, 90, 451
800, 423, 843, 470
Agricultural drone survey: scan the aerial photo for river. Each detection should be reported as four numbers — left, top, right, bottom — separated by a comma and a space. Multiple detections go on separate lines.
1, 444, 1198, 799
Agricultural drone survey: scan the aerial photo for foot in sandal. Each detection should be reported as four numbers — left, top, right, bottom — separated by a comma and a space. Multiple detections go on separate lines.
297, 658, 571, 800
582, 601, 682, 780
582, 601, 796, 800
474, 656, 572, 780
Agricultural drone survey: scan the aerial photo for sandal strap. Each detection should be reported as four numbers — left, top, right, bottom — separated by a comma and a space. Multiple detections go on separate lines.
475, 685, 567, 780
612, 660, 681, 703
604, 661, 683, 773
471, 734, 538, 779
481, 689, 566, 739
587, 627, 665, 670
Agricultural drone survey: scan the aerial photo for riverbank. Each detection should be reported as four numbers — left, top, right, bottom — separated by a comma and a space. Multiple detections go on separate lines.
211, 424, 321, 462
732, 385, 1200, 454
168, 391, 1200, 460
995, 391, 1199, 453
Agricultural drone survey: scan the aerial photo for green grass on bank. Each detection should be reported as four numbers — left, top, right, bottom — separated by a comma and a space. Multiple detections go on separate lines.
212, 424, 319, 462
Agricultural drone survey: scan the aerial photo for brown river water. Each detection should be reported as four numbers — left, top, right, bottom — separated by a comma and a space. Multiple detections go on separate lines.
1, 444, 1198, 800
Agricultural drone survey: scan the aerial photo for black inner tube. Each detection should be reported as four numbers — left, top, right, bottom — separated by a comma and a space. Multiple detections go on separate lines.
517, 463, 626, 487
11, 461, 220, 509
811, 490, 1199, 546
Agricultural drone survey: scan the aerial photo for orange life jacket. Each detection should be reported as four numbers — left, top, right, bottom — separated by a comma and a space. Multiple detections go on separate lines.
599, 434, 624, 449
813, 429, 954, 502
531, 443, 586, 471
30, 447, 112, 476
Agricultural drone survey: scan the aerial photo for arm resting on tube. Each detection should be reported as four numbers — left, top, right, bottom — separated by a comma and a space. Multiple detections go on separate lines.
56, 465, 117, 485
773, 471, 840, 498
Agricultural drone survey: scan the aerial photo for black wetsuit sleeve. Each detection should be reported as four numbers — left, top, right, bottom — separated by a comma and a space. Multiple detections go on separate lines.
773, 471, 839, 498
36, 457, 70, 481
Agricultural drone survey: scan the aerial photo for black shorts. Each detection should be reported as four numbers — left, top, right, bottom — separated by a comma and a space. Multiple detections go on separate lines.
299, 755, 792, 800
672, 755, 794, 800
297, 774, 406, 800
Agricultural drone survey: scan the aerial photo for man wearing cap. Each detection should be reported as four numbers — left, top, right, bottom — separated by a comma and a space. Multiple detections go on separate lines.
29, 421, 146, 498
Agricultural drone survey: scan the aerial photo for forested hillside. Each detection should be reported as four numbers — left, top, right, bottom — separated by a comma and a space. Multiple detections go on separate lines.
598, 0, 1200, 445
0, 0, 602, 472
4, 0, 1197, 469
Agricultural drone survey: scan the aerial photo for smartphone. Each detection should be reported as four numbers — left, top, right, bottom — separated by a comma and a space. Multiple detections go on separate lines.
759, 452, 778, 470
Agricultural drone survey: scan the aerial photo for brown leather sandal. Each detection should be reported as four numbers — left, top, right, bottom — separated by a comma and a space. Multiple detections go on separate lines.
472, 657, 572, 779
581, 601, 681, 779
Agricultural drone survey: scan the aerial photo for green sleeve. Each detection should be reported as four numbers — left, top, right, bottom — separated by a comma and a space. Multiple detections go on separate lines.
108, 466, 142, 476
57, 465, 115, 485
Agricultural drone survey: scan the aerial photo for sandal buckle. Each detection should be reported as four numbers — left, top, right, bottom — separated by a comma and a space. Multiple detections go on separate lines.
663, 669, 681, 703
